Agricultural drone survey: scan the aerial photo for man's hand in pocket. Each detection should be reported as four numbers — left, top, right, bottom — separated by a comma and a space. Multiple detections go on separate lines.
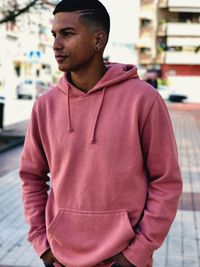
41, 249, 60, 266
103, 252, 136, 267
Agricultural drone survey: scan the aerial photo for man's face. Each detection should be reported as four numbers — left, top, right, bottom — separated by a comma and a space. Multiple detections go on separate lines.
52, 12, 97, 72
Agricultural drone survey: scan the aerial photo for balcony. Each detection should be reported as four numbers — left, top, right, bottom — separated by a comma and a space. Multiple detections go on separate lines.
158, 22, 200, 37
167, 23, 200, 37
139, 52, 154, 64
137, 36, 154, 49
141, 0, 154, 8
165, 51, 200, 64
5, 22, 19, 39
156, 52, 166, 64
167, 37, 200, 46
139, 10, 154, 20
168, 0, 200, 12
157, 23, 167, 36
159, 0, 168, 8
140, 19, 154, 35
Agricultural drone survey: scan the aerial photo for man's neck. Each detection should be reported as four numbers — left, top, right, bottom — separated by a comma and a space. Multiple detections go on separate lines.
69, 61, 107, 93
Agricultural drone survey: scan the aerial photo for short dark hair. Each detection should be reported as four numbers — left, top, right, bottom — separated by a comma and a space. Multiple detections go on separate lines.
53, 0, 110, 41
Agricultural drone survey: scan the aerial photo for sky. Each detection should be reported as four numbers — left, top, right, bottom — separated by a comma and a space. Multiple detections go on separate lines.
100, 0, 139, 44
100, 0, 140, 64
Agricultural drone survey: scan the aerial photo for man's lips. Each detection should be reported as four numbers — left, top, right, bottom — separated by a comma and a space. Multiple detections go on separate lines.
55, 55, 68, 63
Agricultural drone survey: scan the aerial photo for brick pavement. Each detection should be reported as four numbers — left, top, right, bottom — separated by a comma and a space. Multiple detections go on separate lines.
0, 103, 200, 267
154, 103, 200, 267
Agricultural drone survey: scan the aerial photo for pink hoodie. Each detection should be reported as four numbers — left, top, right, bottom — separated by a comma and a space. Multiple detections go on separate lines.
20, 63, 182, 267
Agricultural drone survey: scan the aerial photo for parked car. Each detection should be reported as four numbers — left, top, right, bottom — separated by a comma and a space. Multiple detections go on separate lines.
16, 79, 51, 99
158, 85, 187, 103
168, 94, 187, 103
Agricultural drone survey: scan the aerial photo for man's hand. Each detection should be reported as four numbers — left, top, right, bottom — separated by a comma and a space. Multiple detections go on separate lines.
103, 252, 136, 267
41, 249, 61, 266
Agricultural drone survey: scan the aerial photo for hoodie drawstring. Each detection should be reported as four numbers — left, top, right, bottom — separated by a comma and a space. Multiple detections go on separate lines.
66, 87, 73, 133
90, 87, 106, 144
60, 63, 138, 143
66, 87, 106, 144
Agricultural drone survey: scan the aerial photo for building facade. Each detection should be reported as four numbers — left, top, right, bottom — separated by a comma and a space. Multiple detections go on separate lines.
0, 3, 57, 98
138, 0, 200, 93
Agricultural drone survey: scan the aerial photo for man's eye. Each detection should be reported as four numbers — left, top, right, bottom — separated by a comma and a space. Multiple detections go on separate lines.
62, 32, 73, 37
51, 32, 56, 38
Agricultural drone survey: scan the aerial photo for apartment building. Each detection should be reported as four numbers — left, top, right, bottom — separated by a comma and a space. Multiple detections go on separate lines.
138, 0, 200, 91
0, 4, 57, 98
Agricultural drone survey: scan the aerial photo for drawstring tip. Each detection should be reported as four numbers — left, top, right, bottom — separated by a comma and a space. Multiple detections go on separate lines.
68, 128, 74, 133
90, 139, 96, 144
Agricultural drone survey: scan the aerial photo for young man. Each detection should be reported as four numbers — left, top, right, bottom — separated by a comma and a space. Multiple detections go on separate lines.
19, 1, 182, 267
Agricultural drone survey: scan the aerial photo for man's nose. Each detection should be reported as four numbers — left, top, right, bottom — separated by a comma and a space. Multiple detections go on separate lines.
53, 37, 63, 50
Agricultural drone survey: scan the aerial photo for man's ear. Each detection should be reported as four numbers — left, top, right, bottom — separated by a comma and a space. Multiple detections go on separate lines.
94, 31, 107, 51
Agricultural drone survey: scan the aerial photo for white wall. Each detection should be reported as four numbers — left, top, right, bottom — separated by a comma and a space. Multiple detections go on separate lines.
168, 76, 200, 103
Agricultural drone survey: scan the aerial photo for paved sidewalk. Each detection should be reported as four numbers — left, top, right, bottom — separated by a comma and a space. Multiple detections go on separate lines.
0, 103, 200, 267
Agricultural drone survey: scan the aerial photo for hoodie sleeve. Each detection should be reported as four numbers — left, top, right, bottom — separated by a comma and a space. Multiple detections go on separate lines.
19, 102, 50, 257
123, 93, 182, 267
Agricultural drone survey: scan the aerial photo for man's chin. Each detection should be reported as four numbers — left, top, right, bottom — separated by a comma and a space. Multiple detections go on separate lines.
57, 63, 79, 73
58, 65, 69, 72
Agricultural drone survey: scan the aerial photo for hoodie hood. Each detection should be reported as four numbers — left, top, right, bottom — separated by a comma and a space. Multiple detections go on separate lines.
58, 63, 139, 95
56, 63, 139, 143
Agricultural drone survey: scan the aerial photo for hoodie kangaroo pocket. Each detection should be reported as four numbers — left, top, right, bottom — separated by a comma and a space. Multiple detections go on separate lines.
47, 209, 135, 267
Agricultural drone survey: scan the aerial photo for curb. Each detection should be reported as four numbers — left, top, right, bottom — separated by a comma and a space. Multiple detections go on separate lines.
0, 136, 24, 153
0, 120, 28, 153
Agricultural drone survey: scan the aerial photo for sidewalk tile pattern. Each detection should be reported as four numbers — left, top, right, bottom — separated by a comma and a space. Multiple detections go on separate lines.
0, 170, 43, 267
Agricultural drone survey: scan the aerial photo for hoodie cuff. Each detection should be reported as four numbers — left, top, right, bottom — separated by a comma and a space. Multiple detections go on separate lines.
123, 236, 153, 267
31, 233, 50, 257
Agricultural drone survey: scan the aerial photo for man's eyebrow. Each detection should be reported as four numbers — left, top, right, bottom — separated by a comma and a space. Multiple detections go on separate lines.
51, 27, 75, 33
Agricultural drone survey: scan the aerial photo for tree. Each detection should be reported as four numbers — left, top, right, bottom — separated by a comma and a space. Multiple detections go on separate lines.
0, 0, 56, 24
